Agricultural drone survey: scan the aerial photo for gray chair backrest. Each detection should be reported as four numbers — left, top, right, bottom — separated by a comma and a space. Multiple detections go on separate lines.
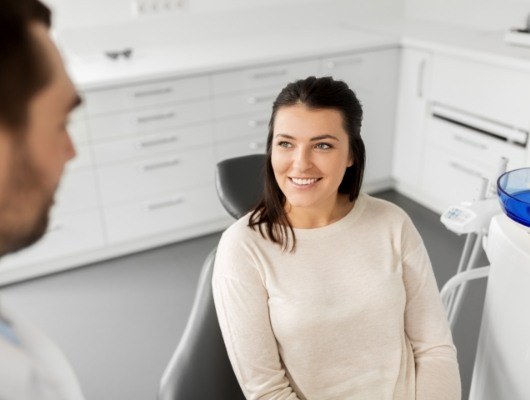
158, 154, 266, 400
215, 154, 266, 219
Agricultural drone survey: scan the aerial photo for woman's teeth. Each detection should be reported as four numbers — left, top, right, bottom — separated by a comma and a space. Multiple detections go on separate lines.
290, 177, 320, 186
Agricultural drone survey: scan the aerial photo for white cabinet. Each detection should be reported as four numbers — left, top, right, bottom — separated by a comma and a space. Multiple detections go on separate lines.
420, 55, 530, 212
430, 55, 530, 132
392, 48, 432, 190
391, 49, 530, 214
212, 60, 319, 95
83, 75, 210, 116
321, 49, 400, 189
86, 75, 226, 248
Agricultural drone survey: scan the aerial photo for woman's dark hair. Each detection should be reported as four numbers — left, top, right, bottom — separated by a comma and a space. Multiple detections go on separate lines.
0, 0, 52, 133
248, 76, 365, 253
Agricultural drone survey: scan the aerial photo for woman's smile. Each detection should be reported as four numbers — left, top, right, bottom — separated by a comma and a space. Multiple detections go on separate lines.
289, 177, 322, 188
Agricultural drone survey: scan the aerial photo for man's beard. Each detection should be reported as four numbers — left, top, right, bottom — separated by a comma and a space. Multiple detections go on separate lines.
0, 142, 54, 257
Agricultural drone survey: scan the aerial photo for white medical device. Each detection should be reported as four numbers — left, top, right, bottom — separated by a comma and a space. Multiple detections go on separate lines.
440, 197, 500, 236
441, 163, 530, 399
440, 158, 508, 326
468, 213, 530, 399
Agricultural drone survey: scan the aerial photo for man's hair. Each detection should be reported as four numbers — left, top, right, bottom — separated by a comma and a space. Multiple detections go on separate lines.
0, 0, 52, 132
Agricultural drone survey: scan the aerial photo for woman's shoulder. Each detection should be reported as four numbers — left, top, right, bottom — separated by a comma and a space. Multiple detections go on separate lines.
361, 193, 410, 222
361, 193, 423, 248
219, 211, 266, 248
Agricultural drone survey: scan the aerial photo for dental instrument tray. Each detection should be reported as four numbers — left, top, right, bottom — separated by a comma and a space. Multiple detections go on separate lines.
497, 167, 530, 228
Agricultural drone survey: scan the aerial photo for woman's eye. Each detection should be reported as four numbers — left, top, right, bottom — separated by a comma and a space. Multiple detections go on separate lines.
315, 142, 332, 150
277, 141, 292, 148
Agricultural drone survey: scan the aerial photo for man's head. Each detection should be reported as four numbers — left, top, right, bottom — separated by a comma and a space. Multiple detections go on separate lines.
0, 0, 80, 256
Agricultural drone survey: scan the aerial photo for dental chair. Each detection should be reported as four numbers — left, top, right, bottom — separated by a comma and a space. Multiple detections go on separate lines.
158, 154, 266, 400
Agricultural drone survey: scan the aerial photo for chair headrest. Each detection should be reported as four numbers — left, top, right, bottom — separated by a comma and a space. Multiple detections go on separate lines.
215, 154, 266, 219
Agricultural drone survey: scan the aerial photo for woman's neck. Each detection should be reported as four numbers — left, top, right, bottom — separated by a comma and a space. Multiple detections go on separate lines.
285, 194, 355, 229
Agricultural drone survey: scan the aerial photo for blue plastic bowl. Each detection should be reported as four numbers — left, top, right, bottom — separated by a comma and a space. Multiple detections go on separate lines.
497, 167, 530, 228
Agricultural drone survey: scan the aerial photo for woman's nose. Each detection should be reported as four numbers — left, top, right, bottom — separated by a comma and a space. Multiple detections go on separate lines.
293, 148, 312, 171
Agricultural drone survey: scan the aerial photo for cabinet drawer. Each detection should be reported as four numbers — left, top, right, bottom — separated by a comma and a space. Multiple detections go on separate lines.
214, 113, 269, 142
421, 145, 494, 211
216, 135, 267, 162
97, 146, 215, 205
426, 117, 527, 170
93, 123, 214, 166
213, 88, 278, 119
431, 55, 530, 130
83, 75, 210, 116
104, 184, 225, 243
87, 99, 212, 141
212, 59, 318, 95
55, 169, 99, 215
0, 209, 105, 269
321, 49, 399, 94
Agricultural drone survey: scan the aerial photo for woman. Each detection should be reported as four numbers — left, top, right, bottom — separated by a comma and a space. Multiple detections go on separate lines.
212, 76, 461, 400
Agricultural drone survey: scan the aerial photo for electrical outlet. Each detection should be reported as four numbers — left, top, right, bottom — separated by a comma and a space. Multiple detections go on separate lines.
132, 0, 186, 16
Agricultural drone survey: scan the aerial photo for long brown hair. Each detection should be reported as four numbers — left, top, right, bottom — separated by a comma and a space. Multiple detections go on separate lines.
248, 76, 365, 253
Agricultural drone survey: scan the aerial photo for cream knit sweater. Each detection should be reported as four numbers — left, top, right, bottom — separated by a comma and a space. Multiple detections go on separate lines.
212, 193, 461, 400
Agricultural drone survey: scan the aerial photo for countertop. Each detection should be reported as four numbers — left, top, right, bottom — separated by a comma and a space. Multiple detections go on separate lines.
56, 4, 530, 91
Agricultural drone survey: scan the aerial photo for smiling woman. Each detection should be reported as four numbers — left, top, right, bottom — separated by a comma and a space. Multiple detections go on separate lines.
249, 76, 365, 251
271, 105, 355, 229
212, 76, 462, 400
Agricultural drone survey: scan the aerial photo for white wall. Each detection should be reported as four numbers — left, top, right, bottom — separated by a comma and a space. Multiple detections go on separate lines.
43, 0, 402, 31
43, 0, 313, 30
405, 0, 530, 30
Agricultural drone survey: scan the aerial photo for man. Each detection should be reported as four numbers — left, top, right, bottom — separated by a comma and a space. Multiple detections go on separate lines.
0, 0, 85, 398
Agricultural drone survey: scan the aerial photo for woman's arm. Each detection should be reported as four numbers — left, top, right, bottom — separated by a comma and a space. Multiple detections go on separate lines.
401, 220, 462, 400
212, 229, 300, 400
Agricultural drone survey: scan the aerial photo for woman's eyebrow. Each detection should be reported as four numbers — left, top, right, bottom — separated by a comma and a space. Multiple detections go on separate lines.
275, 133, 340, 141
311, 134, 339, 141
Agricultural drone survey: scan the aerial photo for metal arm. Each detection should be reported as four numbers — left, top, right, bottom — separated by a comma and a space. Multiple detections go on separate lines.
441, 266, 490, 329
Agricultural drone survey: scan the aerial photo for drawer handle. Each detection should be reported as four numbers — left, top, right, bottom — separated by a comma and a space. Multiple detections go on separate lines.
136, 135, 178, 149
453, 134, 488, 150
325, 58, 363, 69
417, 59, 426, 98
247, 95, 276, 105
249, 141, 266, 150
248, 119, 268, 128
133, 87, 173, 98
137, 112, 176, 124
146, 197, 183, 211
252, 69, 287, 79
449, 161, 482, 178
141, 158, 180, 172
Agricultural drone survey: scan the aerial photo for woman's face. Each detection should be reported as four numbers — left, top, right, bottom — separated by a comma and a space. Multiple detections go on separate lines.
271, 104, 353, 213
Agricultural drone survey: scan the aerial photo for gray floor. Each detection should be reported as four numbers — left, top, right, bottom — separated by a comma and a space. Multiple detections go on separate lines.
1, 189, 487, 400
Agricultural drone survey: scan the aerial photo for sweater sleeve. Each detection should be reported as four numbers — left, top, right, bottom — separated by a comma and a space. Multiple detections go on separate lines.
212, 229, 300, 400
401, 218, 462, 400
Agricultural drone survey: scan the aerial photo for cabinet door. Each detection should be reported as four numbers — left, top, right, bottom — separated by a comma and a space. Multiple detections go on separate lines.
321, 49, 399, 186
392, 48, 432, 189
